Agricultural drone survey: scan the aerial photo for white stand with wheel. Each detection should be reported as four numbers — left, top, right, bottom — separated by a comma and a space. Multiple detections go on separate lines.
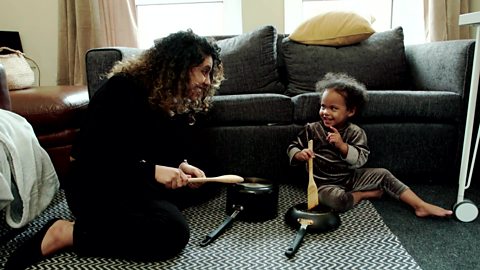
454, 12, 480, 222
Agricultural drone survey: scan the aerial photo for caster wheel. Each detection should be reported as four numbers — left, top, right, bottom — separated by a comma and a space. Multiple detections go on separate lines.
453, 199, 478, 222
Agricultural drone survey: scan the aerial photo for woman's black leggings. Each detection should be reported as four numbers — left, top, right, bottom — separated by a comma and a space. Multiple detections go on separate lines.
70, 198, 190, 261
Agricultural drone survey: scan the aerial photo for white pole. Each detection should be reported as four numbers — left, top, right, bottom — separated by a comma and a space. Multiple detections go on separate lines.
458, 26, 480, 203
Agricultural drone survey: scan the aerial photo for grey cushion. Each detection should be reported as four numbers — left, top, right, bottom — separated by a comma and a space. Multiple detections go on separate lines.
206, 93, 293, 125
291, 91, 461, 124
282, 26, 411, 96
85, 47, 143, 98
215, 25, 284, 95
405, 40, 475, 95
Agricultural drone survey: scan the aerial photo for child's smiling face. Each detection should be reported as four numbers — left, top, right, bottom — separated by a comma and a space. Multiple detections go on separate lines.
319, 88, 356, 128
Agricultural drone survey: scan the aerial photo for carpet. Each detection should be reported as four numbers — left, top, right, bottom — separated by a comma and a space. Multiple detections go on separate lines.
372, 182, 480, 270
0, 185, 421, 269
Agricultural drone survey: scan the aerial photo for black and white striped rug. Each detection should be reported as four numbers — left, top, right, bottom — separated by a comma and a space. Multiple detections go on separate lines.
0, 185, 421, 269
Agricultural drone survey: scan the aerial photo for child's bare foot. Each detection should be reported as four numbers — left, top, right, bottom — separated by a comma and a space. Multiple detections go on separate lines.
414, 202, 453, 218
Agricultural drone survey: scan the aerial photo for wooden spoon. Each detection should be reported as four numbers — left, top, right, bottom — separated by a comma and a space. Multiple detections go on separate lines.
188, 174, 244, 184
307, 140, 319, 210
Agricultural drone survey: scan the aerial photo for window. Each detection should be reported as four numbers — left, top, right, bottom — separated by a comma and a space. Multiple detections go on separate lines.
135, 0, 242, 49
285, 0, 425, 45
391, 0, 424, 44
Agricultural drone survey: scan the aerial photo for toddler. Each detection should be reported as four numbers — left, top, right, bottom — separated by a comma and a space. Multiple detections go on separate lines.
287, 72, 452, 217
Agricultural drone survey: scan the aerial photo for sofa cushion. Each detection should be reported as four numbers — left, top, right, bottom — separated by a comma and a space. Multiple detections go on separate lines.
86, 47, 142, 98
292, 91, 461, 124
361, 91, 461, 123
205, 94, 292, 125
282, 26, 411, 96
289, 11, 375, 46
215, 25, 284, 95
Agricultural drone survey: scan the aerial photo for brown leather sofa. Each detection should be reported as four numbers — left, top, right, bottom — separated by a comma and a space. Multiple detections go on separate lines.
0, 63, 89, 184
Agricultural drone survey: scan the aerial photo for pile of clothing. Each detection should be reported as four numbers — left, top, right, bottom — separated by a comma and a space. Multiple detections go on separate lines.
0, 109, 59, 228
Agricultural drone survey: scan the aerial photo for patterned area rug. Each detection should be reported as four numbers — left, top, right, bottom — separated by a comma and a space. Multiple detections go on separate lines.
0, 185, 421, 269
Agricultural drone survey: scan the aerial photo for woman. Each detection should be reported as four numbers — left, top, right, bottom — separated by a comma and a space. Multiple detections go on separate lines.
6, 29, 224, 269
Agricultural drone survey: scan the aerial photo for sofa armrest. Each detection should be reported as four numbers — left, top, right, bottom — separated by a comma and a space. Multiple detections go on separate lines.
405, 39, 475, 97
0, 63, 11, 111
85, 47, 143, 98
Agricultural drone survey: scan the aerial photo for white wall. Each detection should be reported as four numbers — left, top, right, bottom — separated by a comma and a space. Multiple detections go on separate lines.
0, 0, 478, 87
0, 0, 58, 86
242, 0, 284, 33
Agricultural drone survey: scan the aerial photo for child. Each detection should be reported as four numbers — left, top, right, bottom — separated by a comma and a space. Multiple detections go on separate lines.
287, 72, 452, 217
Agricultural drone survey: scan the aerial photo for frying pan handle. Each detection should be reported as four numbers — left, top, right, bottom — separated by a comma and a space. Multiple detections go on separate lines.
285, 225, 308, 258
199, 205, 243, 247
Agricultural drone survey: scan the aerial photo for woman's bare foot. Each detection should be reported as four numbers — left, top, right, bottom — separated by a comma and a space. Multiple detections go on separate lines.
41, 219, 75, 256
5, 219, 74, 270
414, 202, 453, 218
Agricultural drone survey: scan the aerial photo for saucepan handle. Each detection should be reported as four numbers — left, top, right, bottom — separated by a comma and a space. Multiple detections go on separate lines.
199, 205, 243, 247
285, 224, 309, 258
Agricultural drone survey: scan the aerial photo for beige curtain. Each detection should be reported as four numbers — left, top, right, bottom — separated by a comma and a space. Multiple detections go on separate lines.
57, 0, 138, 85
424, 0, 470, 42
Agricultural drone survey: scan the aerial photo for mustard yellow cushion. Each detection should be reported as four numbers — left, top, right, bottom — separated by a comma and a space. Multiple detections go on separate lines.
290, 11, 375, 46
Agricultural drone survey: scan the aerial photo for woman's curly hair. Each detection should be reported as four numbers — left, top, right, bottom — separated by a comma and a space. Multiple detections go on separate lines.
108, 29, 224, 116
315, 72, 368, 115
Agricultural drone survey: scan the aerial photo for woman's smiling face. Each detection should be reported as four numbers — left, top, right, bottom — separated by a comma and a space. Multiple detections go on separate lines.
187, 56, 213, 101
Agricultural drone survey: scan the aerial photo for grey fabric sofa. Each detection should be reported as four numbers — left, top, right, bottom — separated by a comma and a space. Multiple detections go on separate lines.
85, 25, 475, 185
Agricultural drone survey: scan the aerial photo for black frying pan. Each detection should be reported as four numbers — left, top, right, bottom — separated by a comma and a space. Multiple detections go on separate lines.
284, 202, 341, 258
200, 177, 278, 247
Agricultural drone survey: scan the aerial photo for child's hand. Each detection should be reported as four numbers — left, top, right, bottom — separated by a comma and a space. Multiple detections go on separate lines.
326, 126, 344, 147
294, 148, 314, 162
326, 126, 349, 157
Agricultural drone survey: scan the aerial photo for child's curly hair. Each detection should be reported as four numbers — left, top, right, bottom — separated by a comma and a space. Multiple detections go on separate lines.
315, 72, 368, 114
108, 29, 224, 116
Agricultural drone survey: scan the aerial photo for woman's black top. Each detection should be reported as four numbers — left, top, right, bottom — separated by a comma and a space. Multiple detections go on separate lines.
68, 74, 200, 217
